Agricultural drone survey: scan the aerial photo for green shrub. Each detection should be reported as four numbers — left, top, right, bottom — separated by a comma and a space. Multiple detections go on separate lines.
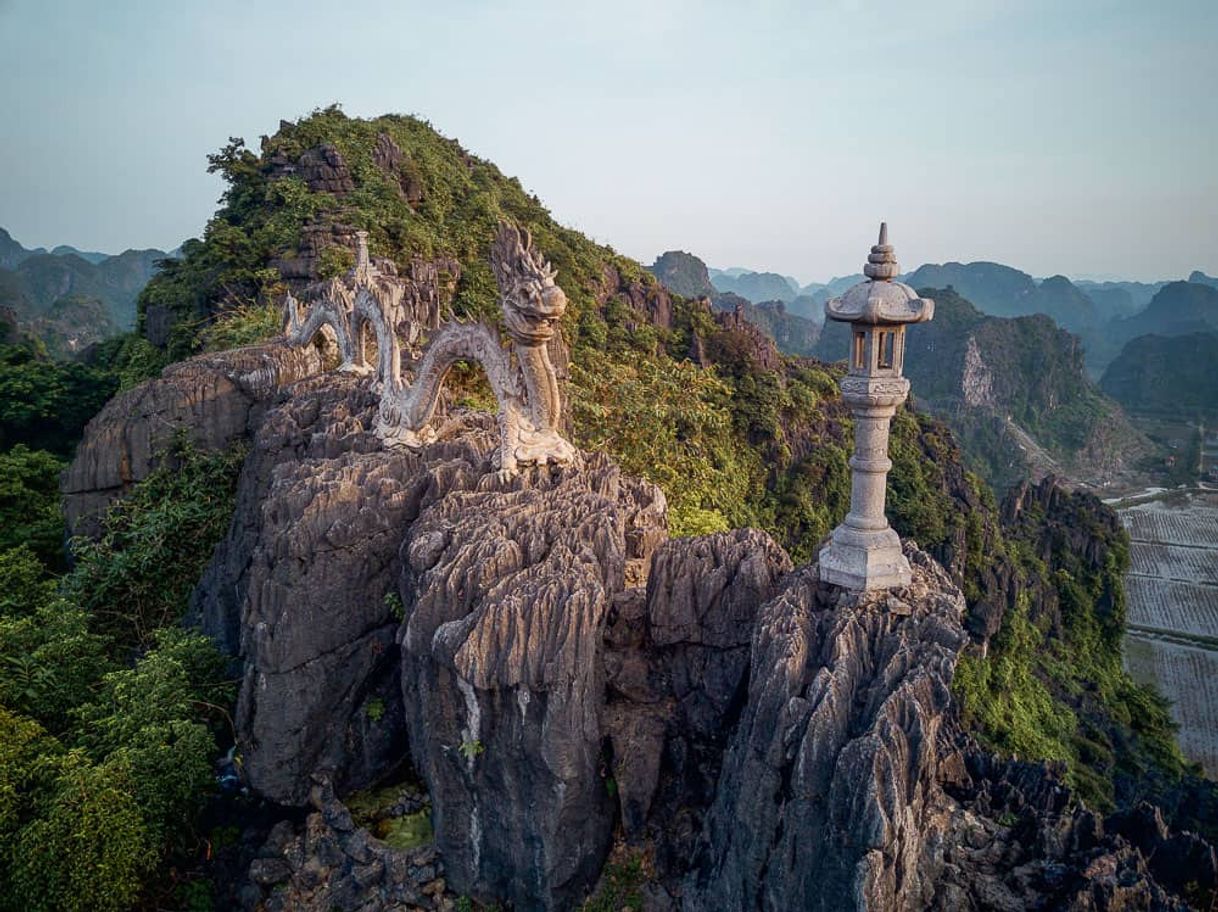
7, 749, 156, 912
200, 302, 283, 352
64, 436, 246, 648
0, 445, 66, 568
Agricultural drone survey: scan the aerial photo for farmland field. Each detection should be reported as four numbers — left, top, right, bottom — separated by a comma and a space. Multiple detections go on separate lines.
1124, 577, 1218, 642
1123, 504, 1218, 548
1128, 544, 1218, 585
1125, 634, 1218, 776
1118, 488, 1218, 778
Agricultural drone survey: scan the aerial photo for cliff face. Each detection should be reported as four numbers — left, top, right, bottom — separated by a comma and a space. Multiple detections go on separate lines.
1101, 331, 1218, 420
62, 340, 325, 538
686, 547, 969, 911
647, 250, 821, 357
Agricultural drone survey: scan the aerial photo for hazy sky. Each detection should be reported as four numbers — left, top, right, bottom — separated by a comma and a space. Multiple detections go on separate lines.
1, 0, 1215, 282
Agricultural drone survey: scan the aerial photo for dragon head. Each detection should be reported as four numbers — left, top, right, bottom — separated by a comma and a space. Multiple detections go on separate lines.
492, 221, 567, 346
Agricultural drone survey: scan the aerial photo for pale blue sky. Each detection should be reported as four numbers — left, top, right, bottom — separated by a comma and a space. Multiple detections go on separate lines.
1, 0, 1214, 282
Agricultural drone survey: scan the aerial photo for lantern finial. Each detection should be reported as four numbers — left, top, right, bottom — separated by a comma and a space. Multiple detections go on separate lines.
863, 222, 899, 281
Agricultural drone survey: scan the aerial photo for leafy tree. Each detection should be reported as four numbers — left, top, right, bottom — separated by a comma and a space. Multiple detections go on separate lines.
0, 544, 57, 616
0, 342, 117, 456
0, 601, 112, 733
7, 748, 156, 912
0, 445, 66, 568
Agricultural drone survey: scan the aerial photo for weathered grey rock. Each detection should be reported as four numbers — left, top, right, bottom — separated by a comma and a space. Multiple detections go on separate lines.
603, 529, 793, 843
201, 377, 509, 802
684, 545, 968, 911
398, 451, 667, 911
931, 754, 1216, 911
298, 143, 356, 195
63, 340, 324, 538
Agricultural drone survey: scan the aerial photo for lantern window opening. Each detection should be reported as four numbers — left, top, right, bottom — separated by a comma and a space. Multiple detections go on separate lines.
877, 330, 895, 370
853, 331, 866, 370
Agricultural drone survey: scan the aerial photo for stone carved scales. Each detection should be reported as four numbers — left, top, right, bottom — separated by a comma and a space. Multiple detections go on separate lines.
284, 223, 576, 477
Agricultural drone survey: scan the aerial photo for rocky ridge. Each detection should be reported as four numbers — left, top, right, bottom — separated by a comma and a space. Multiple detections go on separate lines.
67, 343, 1216, 910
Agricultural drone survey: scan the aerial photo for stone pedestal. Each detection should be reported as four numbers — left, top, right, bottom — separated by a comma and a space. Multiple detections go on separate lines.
819, 376, 911, 590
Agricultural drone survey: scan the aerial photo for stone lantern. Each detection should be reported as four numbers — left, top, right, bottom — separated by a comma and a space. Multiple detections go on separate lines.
820, 223, 934, 590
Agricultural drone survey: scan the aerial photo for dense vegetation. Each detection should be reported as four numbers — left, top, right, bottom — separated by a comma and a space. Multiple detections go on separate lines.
0, 354, 242, 910
952, 482, 1203, 817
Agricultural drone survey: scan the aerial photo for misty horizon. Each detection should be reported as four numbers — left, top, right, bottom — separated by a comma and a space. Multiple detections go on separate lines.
2, 1, 1215, 283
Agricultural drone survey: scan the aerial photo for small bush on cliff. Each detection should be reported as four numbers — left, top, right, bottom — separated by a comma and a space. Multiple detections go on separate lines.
200, 301, 282, 352
64, 435, 247, 648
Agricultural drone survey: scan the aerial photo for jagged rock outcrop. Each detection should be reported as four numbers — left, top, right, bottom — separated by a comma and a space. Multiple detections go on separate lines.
598, 263, 674, 331
63, 340, 325, 537
648, 250, 716, 299
705, 300, 785, 373
371, 131, 425, 205
603, 529, 793, 851
198, 375, 421, 802
298, 143, 357, 195
397, 449, 667, 911
934, 754, 1217, 911
684, 545, 968, 911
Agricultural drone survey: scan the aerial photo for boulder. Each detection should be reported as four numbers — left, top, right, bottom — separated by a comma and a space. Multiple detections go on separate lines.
62, 340, 324, 538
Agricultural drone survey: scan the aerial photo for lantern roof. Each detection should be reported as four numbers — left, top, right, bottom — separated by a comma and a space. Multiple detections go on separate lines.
825, 223, 934, 326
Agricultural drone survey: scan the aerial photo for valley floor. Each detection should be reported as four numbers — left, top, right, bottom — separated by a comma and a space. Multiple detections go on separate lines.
1113, 485, 1218, 776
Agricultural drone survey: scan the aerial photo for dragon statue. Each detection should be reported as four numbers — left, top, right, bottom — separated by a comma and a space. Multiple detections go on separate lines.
283, 222, 576, 477
283, 231, 398, 376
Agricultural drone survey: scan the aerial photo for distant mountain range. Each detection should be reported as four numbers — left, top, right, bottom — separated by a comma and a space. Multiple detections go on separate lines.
688, 256, 1218, 380
649, 251, 820, 356
648, 244, 1194, 488
0, 227, 173, 354
1096, 278, 1218, 421
706, 268, 799, 305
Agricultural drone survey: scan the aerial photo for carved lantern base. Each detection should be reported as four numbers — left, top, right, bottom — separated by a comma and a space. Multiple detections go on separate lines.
818, 524, 911, 591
